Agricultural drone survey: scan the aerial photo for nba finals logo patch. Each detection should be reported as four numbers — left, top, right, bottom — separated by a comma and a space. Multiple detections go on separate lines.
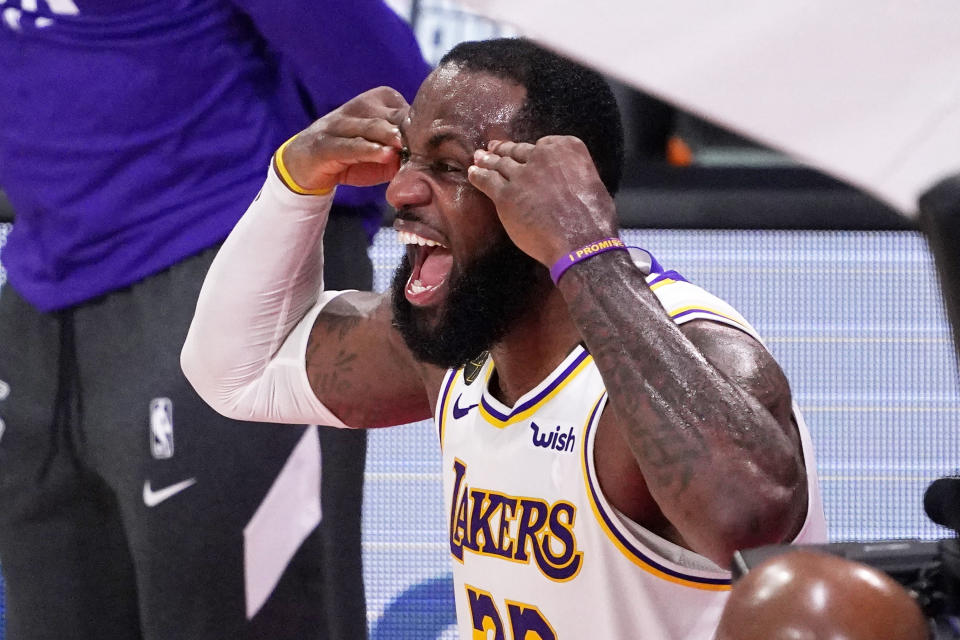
149, 397, 175, 459
463, 352, 488, 385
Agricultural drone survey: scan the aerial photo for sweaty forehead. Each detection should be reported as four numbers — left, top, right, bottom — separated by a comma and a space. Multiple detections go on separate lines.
405, 64, 528, 148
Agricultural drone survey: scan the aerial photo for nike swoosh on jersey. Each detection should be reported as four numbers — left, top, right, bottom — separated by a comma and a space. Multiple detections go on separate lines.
142, 478, 197, 507
452, 394, 479, 420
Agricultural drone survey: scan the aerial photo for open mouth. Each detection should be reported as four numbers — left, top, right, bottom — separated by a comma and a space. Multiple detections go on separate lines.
397, 229, 453, 306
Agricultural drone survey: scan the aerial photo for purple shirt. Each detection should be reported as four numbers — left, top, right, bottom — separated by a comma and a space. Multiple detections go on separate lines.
0, 0, 428, 311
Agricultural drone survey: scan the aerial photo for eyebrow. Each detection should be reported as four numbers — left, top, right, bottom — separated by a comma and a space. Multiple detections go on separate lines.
427, 132, 463, 147
427, 132, 475, 156
397, 123, 477, 156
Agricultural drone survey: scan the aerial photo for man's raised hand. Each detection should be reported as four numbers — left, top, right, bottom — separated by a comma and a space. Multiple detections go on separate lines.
467, 136, 619, 269
282, 87, 408, 193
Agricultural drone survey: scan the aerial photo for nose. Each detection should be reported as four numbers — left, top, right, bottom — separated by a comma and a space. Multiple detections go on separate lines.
386, 162, 431, 211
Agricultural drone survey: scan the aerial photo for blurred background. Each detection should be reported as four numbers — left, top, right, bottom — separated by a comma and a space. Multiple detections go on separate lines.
1, 1, 957, 638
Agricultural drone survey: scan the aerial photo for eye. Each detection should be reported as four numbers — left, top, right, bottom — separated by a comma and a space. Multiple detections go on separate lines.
398, 147, 411, 165
431, 160, 462, 173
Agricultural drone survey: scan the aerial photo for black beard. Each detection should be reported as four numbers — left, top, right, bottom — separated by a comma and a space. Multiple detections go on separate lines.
390, 237, 549, 369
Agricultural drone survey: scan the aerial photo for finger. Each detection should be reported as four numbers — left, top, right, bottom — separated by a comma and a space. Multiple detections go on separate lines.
472, 150, 524, 180
283, 134, 397, 192
341, 86, 408, 113
385, 105, 408, 127
323, 136, 398, 166
368, 86, 409, 110
339, 87, 409, 131
467, 164, 508, 199
324, 116, 402, 148
487, 140, 535, 163
340, 151, 401, 187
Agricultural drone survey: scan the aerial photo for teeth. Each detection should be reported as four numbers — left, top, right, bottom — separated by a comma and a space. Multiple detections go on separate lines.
408, 279, 439, 294
397, 230, 446, 248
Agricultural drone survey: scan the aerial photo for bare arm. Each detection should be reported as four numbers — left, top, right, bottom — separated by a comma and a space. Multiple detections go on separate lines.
305, 291, 442, 427
468, 136, 807, 566
567, 261, 807, 565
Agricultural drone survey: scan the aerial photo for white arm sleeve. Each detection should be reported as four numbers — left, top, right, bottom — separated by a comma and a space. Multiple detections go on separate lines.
181, 164, 351, 427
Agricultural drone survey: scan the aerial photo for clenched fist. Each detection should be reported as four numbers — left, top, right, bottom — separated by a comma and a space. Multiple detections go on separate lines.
467, 135, 619, 268
282, 86, 409, 193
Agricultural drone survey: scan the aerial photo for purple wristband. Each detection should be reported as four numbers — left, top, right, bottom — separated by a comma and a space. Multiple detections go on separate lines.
549, 237, 628, 284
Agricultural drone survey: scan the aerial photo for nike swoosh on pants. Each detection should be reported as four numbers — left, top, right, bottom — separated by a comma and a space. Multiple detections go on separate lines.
142, 478, 197, 507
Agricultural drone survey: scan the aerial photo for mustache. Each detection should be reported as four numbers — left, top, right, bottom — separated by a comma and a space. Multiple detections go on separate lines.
392, 207, 421, 224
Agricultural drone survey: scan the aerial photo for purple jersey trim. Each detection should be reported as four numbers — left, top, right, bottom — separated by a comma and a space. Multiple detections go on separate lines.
627, 245, 666, 275
479, 348, 591, 423
436, 368, 459, 448
647, 270, 689, 287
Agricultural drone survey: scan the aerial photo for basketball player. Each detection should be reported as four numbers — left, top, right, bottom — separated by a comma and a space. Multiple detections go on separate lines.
182, 38, 827, 638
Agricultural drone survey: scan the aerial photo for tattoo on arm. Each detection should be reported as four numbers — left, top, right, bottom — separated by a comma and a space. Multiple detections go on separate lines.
301, 293, 438, 427
306, 312, 362, 397
561, 252, 799, 498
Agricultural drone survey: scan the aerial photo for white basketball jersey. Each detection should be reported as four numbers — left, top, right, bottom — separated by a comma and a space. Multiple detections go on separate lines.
436, 250, 827, 640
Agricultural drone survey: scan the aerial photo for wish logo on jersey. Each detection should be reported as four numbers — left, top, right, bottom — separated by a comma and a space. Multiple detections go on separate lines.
448, 458, 583, 582
529, 423, 575, 453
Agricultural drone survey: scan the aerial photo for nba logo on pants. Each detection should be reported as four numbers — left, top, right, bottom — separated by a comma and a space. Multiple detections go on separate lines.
150, 398, 174, 459
0, 379, 8, 443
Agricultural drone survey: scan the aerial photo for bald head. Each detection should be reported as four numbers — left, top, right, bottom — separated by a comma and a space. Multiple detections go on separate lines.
716, 550, 929, 640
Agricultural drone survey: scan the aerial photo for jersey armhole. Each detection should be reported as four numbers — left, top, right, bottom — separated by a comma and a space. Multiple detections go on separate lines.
580, 393, 733, 591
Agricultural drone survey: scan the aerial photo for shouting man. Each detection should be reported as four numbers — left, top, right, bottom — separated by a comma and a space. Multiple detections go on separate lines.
182, 38, 826, 639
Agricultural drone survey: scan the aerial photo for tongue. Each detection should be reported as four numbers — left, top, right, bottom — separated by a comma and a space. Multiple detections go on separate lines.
418, 248, 453, 287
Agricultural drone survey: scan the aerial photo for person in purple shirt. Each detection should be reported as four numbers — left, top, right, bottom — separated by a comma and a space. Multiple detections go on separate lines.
0, 1, 429, 638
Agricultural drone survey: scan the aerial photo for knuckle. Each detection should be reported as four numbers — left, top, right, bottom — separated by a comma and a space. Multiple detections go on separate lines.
372, 86, 405, 104
540, 135, 582, 150
340, 99, 368, 117
308, 134, 329, 155
306, 116, 329, 134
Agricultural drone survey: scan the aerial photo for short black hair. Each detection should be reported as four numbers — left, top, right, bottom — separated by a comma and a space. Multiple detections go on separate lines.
440, 37, 624, 195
